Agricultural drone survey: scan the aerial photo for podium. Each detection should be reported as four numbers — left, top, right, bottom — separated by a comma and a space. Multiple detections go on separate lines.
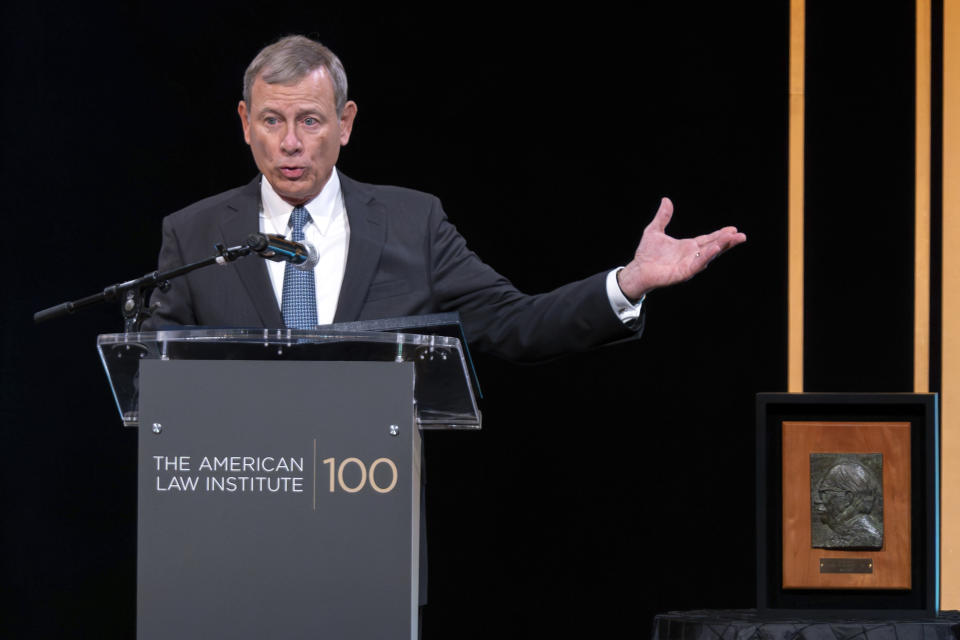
97, 326, 481, 639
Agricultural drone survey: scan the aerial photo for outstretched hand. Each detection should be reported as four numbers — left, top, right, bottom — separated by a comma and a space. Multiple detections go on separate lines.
616, 197, 746, 300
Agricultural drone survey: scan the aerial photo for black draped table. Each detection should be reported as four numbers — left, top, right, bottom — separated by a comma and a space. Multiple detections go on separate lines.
652, 610, 960, 640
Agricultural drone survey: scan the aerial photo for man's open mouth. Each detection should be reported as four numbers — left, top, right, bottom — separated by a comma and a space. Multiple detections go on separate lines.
280, 167, 305, 179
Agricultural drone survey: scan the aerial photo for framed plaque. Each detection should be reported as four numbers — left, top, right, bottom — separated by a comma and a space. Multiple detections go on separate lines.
756, 393, 938, 615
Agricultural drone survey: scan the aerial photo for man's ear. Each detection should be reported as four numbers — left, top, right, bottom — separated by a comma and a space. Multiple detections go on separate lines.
338, 100, 358, 146
238, 100, 252, 145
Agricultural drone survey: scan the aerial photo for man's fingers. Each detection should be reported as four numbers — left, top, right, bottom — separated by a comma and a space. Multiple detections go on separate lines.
647, 196, 674, 233
721, 231, 748, 249
694, 226, 740, 247
693, 232, 747, 266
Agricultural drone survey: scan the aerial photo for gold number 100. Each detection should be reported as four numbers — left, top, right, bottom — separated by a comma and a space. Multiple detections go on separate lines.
322, 457, 398, 493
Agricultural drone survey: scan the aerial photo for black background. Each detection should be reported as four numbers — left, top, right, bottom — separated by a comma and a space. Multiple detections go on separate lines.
0, 2, 920, 637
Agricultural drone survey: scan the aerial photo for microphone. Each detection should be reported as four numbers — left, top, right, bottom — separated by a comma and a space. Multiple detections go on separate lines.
246, 233, 318, 271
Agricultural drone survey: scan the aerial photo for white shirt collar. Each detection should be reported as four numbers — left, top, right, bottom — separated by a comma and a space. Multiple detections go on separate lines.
259, 168, 344, 237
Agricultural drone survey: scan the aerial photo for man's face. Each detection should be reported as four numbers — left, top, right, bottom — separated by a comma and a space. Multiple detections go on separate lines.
238, 67, 357, 206
815, 482, 852, 525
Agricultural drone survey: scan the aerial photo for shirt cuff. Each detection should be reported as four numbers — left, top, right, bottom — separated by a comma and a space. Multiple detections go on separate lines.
606, 268, 644, 324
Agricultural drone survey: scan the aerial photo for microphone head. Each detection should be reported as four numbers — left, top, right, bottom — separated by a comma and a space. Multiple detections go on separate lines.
246, 232, 314, 268
294, 241, 319, 271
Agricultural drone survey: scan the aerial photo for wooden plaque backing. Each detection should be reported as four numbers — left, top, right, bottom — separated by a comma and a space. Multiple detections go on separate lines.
781, 421, 911, 590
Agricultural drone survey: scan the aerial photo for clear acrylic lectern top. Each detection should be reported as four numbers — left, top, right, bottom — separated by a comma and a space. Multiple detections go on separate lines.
97, 328, 481, 430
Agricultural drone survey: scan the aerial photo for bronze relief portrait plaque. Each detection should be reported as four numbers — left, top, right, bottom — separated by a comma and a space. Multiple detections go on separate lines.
781, 421, 910, 590
810, 453, 883, 550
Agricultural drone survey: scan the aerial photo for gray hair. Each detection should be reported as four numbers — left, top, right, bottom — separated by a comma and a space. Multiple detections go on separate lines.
243, 35, 349, 115
823, 462, 878, 496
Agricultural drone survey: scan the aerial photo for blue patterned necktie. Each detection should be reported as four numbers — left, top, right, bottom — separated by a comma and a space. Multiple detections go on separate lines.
281, 206, 317, 329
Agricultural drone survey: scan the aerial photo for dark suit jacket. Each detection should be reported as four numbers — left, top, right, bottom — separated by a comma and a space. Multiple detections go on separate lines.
144, 173, 640, 359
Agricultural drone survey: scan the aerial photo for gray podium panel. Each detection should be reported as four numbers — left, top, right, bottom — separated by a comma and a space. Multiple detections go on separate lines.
137, 360, 419, 639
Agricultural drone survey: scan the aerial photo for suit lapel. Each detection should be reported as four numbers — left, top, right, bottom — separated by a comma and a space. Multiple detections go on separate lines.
335, 174, 386, 322
218, 176, 284, 328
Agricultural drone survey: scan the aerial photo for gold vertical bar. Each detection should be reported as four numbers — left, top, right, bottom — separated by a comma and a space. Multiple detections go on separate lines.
943, 0, 960, 610
917, 0, 932, 394
789, 0, 806, 392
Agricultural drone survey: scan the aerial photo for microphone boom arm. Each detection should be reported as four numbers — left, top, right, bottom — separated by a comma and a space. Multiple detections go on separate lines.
33, 241, 254, 333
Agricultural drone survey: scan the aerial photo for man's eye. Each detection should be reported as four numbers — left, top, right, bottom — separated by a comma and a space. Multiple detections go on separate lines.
303, 117, 318, 126
265, 117, 279, 125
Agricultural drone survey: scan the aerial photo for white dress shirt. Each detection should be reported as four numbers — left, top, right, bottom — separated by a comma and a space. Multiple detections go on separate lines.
260, 167, 642, 326
606, 269, 645, 324
259, 169, 349, 325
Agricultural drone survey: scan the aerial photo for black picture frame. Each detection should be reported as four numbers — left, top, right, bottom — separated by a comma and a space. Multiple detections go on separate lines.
756, 393, 939, 616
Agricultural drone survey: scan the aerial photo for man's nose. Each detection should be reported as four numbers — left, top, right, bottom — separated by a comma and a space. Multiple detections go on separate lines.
280, 126, 302, 154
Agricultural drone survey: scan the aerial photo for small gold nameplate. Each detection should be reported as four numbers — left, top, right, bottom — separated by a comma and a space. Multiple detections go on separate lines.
819, 558, 873, 574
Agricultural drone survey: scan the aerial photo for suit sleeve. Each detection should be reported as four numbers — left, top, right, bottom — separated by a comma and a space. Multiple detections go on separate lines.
141, 216, 197, 330
426, 200, 641, 361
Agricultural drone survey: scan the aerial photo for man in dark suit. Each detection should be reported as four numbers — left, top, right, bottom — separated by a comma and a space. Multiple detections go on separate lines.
144, 35, 746, 357
139, 35, 748, 627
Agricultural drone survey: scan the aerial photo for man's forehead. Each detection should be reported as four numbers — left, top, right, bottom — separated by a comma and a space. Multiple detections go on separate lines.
250, 68, 334, 108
